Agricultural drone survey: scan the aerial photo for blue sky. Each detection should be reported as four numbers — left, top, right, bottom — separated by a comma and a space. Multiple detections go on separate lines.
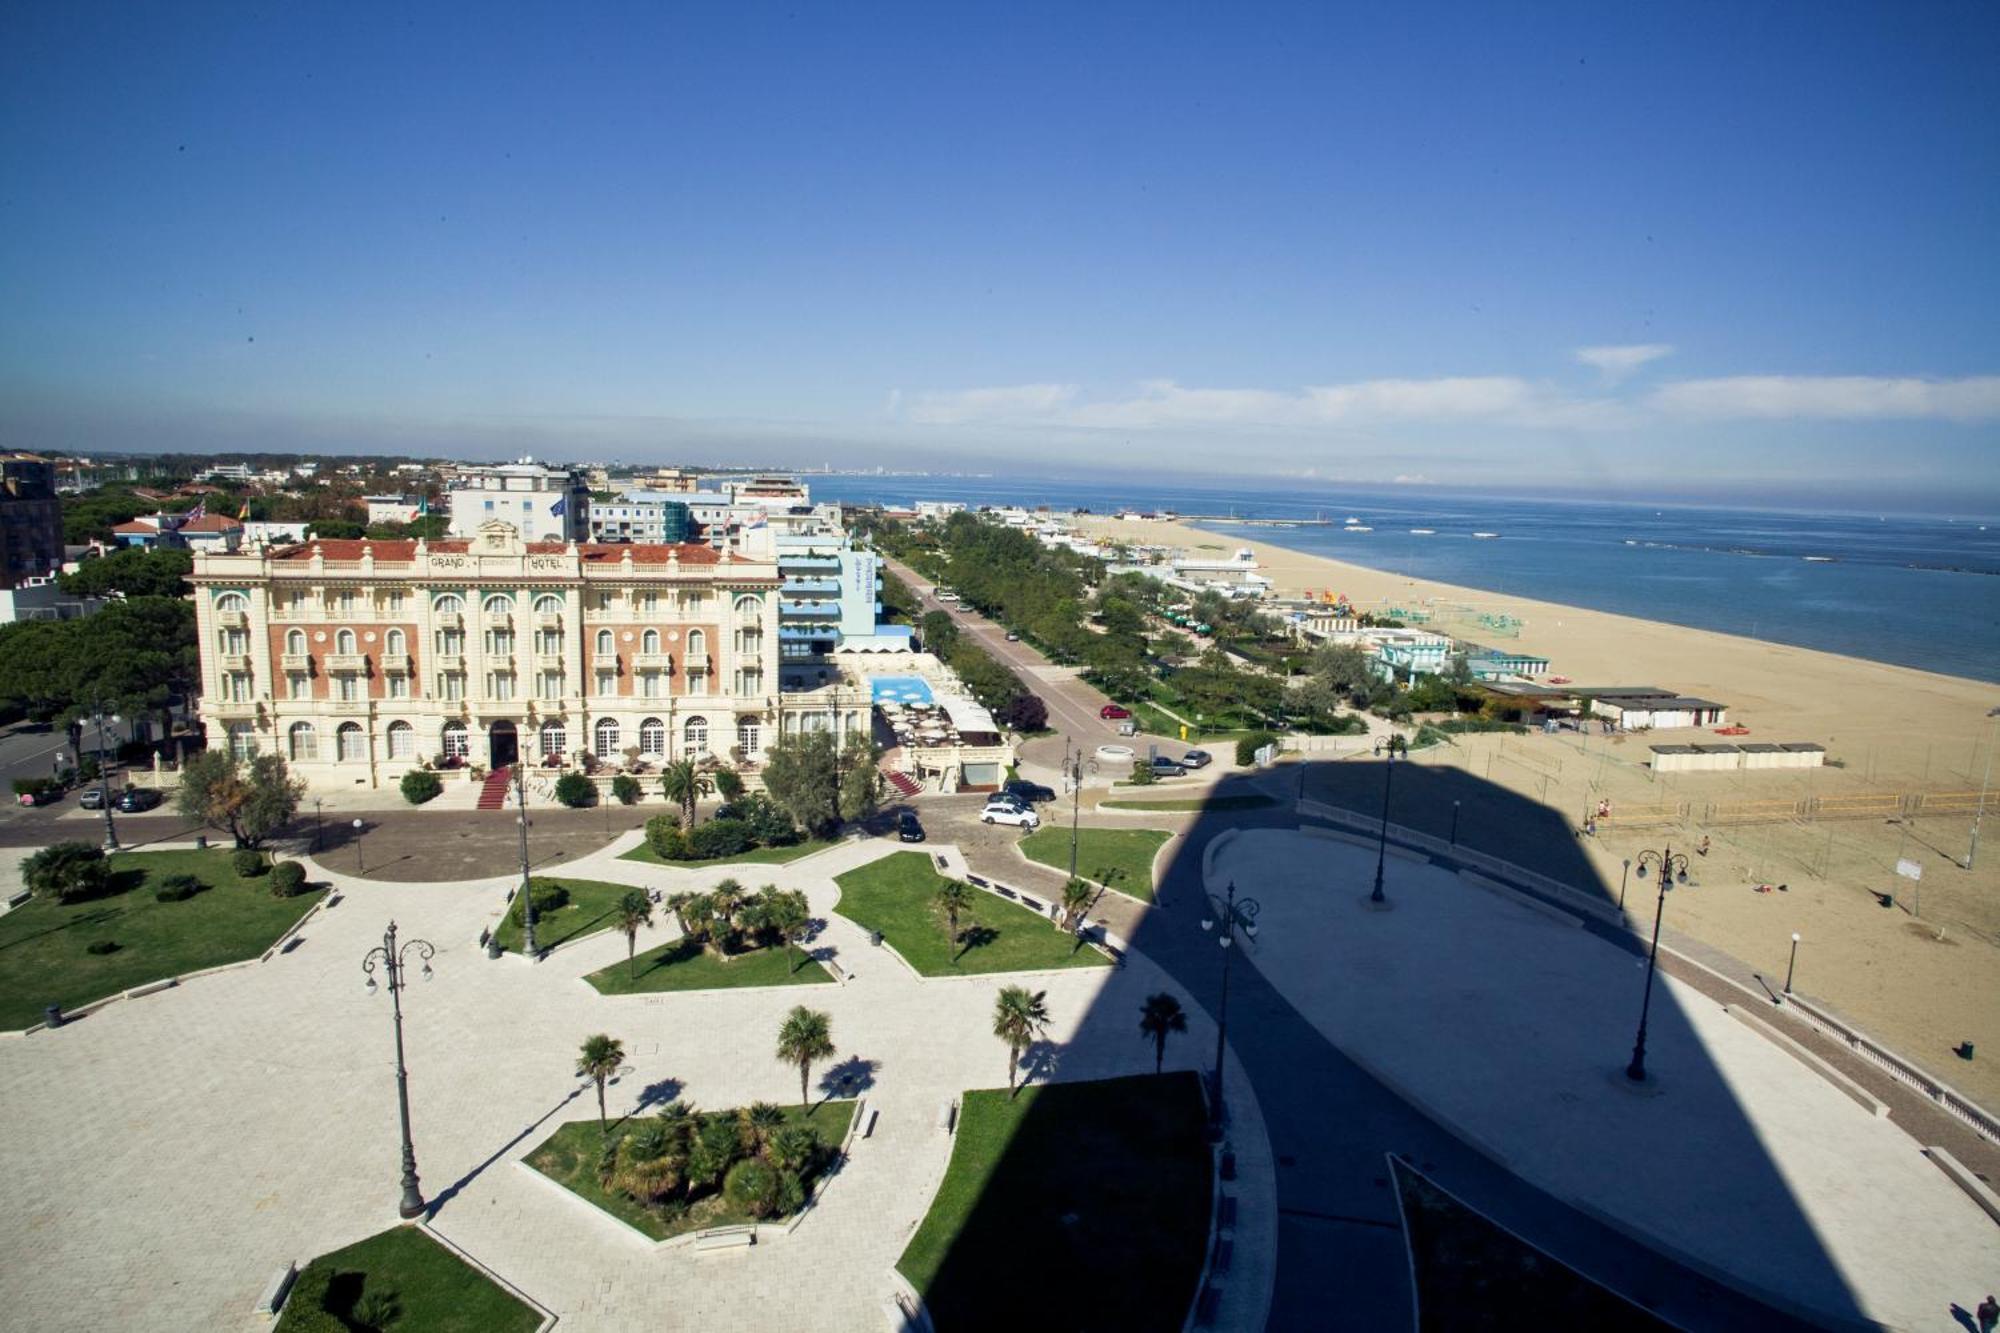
3, 2, 1996, 506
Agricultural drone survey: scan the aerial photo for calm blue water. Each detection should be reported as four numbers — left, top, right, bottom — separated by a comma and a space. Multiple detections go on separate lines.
809, 474, 2000, 683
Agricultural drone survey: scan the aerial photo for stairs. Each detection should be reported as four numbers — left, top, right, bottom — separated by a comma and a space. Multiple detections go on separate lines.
885, 769, 921, 798
476, 766, 513, 810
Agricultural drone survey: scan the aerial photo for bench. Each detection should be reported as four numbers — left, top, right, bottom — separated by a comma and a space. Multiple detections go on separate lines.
967, 874, 988, 887
938, 1099, 957, 1133
994, 885, 1017, 899
1210, 1238, 1233, 1275
1103, 945, 1125, 967
6, 889, 31, 909
1195, 1283, 1223, 1324
863, 1106, 880, 1139
694, 1229, 756, 1253
254, 1263, 297, 1316
1217, 1194, 1237, 1229
1019, 896, 1045, 913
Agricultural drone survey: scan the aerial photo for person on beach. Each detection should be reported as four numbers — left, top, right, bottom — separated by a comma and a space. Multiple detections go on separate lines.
1976, 1293, 1997, 1333
1698, 836, 1710, 857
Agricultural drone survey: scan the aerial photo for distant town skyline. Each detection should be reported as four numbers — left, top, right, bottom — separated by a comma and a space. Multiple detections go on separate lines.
4, 3, 1996, 506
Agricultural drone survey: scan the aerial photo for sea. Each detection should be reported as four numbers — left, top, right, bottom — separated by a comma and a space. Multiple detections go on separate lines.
805, 474, 2000, 684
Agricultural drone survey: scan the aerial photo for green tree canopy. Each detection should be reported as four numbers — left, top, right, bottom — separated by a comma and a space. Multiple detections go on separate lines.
57, 548, 194, 600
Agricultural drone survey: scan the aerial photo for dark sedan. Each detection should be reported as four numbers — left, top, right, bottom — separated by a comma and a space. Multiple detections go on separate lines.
1002, 779, 1056, 804
116, 788, 164, 813
897, 810, 926, 843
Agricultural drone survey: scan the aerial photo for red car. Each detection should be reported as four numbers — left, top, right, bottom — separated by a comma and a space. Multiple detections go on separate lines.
1099, 703, 1132, 720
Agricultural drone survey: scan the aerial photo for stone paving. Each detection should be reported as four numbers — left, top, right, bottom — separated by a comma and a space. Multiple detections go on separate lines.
0, 832, 1273, 1333
1210, 828, 2000, 1333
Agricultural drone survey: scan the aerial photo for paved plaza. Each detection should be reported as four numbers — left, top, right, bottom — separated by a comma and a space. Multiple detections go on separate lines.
0, 833, 1273, 1332
1209, 827, 2000, 1332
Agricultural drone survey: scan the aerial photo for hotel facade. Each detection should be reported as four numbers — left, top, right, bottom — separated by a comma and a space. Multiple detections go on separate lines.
189, 522, 867, 789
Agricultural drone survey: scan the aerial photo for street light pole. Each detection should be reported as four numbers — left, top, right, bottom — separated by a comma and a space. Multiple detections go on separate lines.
95, 704, 121, 852
1199, 880, 1260, 1139
1966, 706, 2000, 871
363, 920, 435, 1218
313, 798, 324, 852
1068, 750, 1083, 883
515, 762, 537, 958
1619, 858, 1631, 911
1448, 799, 1460, 850
352, 818, 366, 876
1626, 846, 1689, 1083
1784, 932, 1801, 996
1369, 737, 1405, 905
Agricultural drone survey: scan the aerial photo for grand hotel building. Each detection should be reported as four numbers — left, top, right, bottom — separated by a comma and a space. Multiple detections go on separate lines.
189, 522, 867, 788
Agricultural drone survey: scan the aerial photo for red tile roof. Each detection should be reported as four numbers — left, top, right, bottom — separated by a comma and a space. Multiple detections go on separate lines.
271, 539, 725, 565
180, 513, 243, 533
111, 519, 160, 534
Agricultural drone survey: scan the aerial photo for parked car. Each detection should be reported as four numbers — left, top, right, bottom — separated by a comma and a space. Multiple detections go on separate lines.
1099, 703, 1132, 720
1148, 756, 1185, 778
980, 800, 1041, 828
1002, 778, 1056, 804
1181, 749, 1213, 769
897, 810, 926, 843
1004, 630, 1020, 641
78, 787, 106, 810
116, 788, 163, 813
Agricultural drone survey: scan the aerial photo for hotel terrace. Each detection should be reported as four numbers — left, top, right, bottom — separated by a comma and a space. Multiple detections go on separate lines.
189, 521, 867, 788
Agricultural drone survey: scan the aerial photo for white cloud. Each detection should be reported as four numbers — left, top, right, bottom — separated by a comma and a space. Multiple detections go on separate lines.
1574, 344, 1675, 379
1648, 375, 2000, 422
904, 382, 1078, 425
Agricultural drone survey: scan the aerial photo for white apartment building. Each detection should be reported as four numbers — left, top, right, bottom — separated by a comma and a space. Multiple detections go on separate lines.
445, 459, 589, 543
189, 522, 867, 789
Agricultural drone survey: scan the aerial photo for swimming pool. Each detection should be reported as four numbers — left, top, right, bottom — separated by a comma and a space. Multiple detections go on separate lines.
869, 675, 935, 705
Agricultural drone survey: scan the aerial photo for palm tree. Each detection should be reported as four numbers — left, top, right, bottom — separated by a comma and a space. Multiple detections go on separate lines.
1060, 878, 1094, 937
576, 1033, 625, 1129
934, 879, 973, 965
615, 890, 653, 979
659, 758, 714, 832
740, 1100, 786, 1153
707, 877, 746, 958
993, 986, 1050, 1096
760, 887, 812, 972
1138, 992, 1188, 1075
664, 891, 701, 940
775, 1006, 835, 1109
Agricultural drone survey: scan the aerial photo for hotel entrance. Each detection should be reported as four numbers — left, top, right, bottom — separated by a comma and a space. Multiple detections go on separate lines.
489, 720, 519, 769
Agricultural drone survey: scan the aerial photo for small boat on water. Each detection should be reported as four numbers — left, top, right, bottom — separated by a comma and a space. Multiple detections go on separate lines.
1802, 555, 1837, 563
1472, 531, 1500, 539
1409, 528, 1435, 535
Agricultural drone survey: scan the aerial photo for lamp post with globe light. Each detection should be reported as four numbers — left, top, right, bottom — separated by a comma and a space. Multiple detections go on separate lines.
1368, 735, 1407, 905
1626, 846, 1690, 1082
1199, 880, 1259, 1137
362, 920, 435, 1217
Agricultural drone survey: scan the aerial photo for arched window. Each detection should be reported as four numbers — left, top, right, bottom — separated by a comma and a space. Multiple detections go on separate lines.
227, 723, 256, 759
335, 628, 357, 654
533, 594, 563, 617
386, 721, 413, 760
483, 594, 514, 617
215, 592, 249, 614
285, 629, 306, 655
336, 722, 366, 762
639, 717, 665, 756
737, 716, 761, 756
595, 717, 620, 758
288, 722, 317, 761
595, 629, 614, 656
683, 715, 709, 757
641, 628, 660, 653
385, 629, 405, 656
734, 594, 763, 617
687, 629, 706, 656
441, 720, 469, 761
434, 594, 463, 616
540, 719, 566, 758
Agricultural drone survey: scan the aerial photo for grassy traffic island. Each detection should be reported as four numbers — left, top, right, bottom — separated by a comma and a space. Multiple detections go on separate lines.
274, 1225, 540, 1333
1393, 1158, 1674, 1331
526, 1100, 856, 1242
1100, 793, 1277, 813
586, 935, 834, 995
490, 876, 663, 954
1018, 827, 1171, 902
0, 848, 325, 1030
833, 852, 1110, 976
899, 1072, 1212, 1331
618, 836, 835, 870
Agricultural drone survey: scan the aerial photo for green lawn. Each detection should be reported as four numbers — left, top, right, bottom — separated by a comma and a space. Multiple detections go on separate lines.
275, 1225, 538, 1333
1018, 827, 1171, 902
1101, 794, 1277, 813
1394, 1160, 1673, 1331
526, 1100, 856, 1242
832, 852, 1108, 976
898, 1073, 1211, 1332
491, 876, 658, 954
618, 837, 835, 869
586, 936, 834, 995
0, 848, 325, 1030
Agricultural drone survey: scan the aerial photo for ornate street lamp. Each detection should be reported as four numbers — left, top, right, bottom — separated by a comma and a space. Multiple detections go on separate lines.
514, 762, 537, 958
362, 920, 436, 1218
1626, 846, 1689, 1083
351, 818, 366, 876
1199, 880, 1260, 1138
94, 708, 121, 851
1368, 736, 1407, 905
1784, 932, 1801, 996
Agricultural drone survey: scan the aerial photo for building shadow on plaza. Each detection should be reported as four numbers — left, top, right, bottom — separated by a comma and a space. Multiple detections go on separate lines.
906, 759, 1868, 1332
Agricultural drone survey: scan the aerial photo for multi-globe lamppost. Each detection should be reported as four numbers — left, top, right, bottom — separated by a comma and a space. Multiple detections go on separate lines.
514, 762, 538, 958
1199, 879, 1259, 1137
1626, 845, 1690, 1083
362, 920, 436, 1218
1368, 735, 1406, 905
92, 706, 121, 851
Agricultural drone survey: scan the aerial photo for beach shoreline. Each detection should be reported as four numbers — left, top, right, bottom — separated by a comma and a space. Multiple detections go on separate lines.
1080, 515, 2000, 1106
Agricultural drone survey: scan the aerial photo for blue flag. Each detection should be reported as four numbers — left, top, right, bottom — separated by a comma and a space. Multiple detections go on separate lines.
550, 497, 567, 517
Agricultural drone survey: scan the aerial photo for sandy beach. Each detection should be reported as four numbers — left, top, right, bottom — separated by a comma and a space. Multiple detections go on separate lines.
1080, 515, 2000, 1106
